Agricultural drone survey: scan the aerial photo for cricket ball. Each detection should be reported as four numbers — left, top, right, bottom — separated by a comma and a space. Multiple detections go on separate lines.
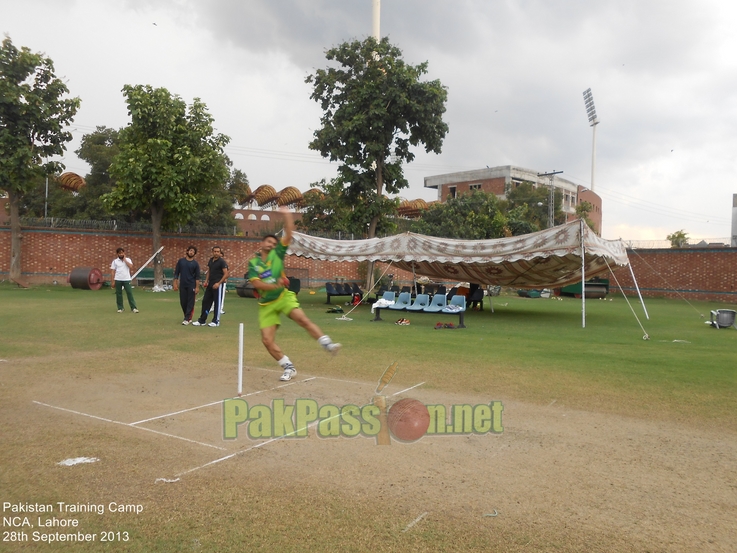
387, 398, 430, 442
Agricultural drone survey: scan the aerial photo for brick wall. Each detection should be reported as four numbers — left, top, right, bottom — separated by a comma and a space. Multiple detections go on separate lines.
0, 227, 415, 287
612, 248, 737, 303
3, 227, 734, 303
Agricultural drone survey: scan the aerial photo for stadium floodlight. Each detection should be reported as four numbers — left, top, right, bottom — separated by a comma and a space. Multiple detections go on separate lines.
582, 88, 600, 191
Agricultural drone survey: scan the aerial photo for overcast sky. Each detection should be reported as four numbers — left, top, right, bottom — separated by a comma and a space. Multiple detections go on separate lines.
3, 0, 736, 240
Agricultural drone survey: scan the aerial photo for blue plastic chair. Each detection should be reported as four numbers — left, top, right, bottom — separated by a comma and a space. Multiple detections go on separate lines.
424, 293, 447, 313
381, 291, 396, 303
442, 294, 466, 312
406, 294, 430, 311
388, 292, 412, 310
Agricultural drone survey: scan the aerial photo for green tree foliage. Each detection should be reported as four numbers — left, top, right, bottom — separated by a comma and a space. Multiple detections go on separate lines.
574, 200, 597, 233
19, 126, 136, 221
297, 177, 398, 237
306, 37, 448, 239
228, 168, 251, 206
0, 36, 80, 280
411, 191, 511, 239
103, 85, 230, 285
505, 182, 564, 229
666, 229, 689, 248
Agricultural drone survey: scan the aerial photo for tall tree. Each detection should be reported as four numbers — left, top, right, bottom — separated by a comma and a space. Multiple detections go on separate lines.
103, 85, 230, 286
505, 182, 564, 229
297, 177, 398, 237
411, 191, 509, 239
0, 36, 80, 282
306, 37, 448, 287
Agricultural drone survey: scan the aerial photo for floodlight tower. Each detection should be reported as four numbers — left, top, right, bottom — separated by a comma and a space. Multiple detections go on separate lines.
582, 88, 599, 191
373, 0, 380, 39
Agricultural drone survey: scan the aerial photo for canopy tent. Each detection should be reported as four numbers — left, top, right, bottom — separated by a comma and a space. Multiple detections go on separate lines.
289, 219, 629, 289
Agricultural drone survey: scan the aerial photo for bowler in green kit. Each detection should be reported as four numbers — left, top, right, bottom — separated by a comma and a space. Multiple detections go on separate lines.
248, 207, 341, 381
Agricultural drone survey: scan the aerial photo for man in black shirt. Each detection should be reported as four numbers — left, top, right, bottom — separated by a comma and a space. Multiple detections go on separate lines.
192, 246, 229, 327
173, 245, 201, 325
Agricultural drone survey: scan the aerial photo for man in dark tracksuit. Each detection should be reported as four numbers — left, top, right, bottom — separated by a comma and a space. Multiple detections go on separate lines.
192, 246, 229, 327
173, 245, 201, 325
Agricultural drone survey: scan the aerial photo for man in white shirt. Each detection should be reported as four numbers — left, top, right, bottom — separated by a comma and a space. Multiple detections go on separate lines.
110, 247, 139, 313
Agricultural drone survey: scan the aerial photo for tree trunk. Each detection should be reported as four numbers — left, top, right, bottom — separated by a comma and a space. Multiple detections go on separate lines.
364, 161, 384, 292
151, 203, 164, 289
8, 189, 22, 282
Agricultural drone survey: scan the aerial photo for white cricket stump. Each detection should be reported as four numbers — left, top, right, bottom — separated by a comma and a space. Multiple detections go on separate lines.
237, 323, 244, 396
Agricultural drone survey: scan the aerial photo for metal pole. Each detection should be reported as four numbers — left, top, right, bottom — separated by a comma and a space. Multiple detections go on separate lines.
591, 122, 598, 192
130, 246, 165, 280
44, 176, 48, 218
237, 323, 244, 396
580, 219, 586, 329
372, 0, 380, 39
628, 261, 650, 320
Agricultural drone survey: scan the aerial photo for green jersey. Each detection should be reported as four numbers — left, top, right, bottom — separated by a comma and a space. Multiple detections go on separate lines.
248, 240, 288, 304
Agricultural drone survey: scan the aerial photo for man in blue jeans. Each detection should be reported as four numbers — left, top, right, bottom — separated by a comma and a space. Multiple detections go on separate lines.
110, 247, 139, 313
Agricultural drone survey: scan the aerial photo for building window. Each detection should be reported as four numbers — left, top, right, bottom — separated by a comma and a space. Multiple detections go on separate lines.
261, 214, 271, 221
248, 214, 257, 220
234, 213, 244, 220
470, 184, 481, 191
448, 186, 457, 199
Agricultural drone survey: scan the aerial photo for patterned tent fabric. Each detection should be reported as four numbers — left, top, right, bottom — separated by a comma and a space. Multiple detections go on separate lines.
288, 220, 629, 288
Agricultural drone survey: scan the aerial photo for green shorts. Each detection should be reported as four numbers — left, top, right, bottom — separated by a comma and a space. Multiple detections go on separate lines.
258, 290, 301, 329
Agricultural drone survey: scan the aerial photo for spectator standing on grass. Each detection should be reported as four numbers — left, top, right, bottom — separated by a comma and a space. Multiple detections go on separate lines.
173, 245, 201, 325
110, 247, 139, 313
192, 246, 228, 327
248, 207, 341, 381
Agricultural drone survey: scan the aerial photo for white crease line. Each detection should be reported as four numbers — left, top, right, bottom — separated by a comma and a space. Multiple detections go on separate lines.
129, 378, 317, 425
33, 401, 226, 451
127, 425, 226, 451
392, 382, 425, 396
129, 400, 223, 426
248, 364, 372, 388
173, 417, 327, 479
402, 512, 428, 532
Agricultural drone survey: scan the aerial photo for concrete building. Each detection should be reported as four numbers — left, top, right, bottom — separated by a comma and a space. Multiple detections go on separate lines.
424, 165, 602, 234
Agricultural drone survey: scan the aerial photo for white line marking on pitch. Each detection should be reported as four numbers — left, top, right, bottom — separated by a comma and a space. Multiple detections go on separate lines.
33, 401, 226, 451
392, 382, 425, 396
172, 417, 327, 479
128, 378, 316, 426
402, 512, 428, 532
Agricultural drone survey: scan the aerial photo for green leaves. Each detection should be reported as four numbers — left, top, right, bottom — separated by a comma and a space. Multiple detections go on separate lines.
104, 85, 230, 230
306, 37, 448, 238
0, 36, 79, 196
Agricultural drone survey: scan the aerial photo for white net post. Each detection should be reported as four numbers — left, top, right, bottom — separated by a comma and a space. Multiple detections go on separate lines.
237, 323, 244, 396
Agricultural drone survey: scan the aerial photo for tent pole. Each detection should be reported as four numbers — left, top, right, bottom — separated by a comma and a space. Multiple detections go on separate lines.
628, 258, 650, 320
580, 219, 586, 329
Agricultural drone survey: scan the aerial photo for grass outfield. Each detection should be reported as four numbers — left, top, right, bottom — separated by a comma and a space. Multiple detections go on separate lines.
1, 284, 735, 552
1, 284, 734, 428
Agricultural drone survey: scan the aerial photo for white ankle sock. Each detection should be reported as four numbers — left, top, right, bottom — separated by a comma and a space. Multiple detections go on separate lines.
318, 335, 332, 347
278, 356, 292, 368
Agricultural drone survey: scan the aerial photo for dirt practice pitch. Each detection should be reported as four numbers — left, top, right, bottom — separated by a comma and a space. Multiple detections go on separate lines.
1, 286, 735, 552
